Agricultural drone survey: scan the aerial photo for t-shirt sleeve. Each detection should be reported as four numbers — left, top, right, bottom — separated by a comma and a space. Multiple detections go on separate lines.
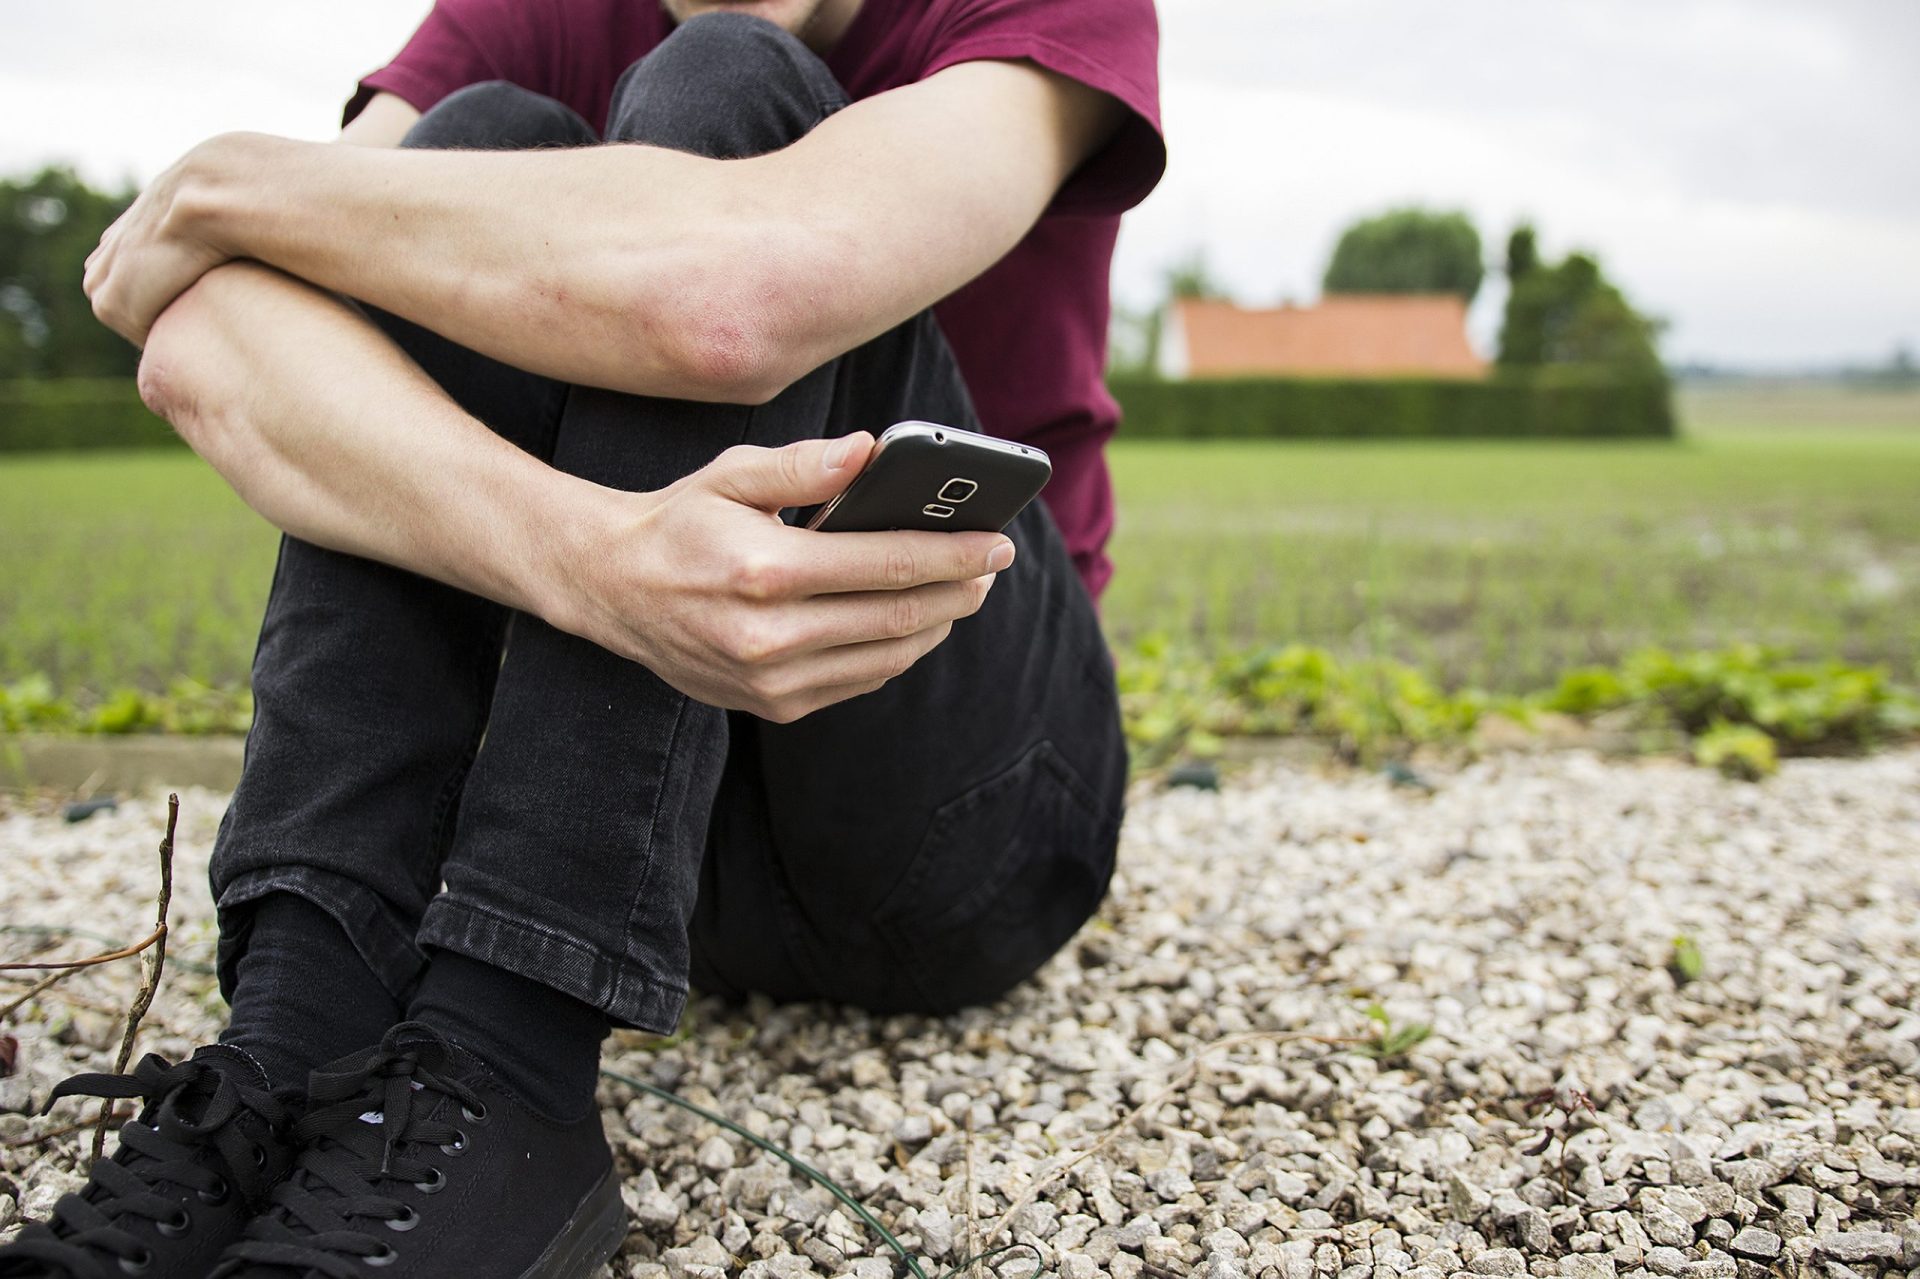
920, 0, 1165, 218
342, 0, 555, 127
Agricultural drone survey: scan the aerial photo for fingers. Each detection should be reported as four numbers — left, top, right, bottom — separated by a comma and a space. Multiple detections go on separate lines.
749, 625, 953, 723
755, 678, 890, 724
721, 576, 992, 680
779, 525, 1015, 595
705, 433, 874, 512
783, 577, 996, 652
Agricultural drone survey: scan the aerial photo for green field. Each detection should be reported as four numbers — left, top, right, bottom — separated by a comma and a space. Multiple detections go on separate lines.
2, 386, 1916, 702
1105, 387, 1920, 689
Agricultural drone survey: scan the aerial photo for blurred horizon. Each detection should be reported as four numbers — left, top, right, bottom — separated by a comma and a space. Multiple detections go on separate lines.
3, 0, 1916, 370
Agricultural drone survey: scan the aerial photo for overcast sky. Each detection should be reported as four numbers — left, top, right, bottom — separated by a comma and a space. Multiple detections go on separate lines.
5, 0, 1915, 367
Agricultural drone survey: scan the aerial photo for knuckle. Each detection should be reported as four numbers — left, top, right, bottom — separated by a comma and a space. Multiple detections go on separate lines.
779, 442, 807, 487
883, 545, 918, 589
763, 696, 805, 725
729, 618, 783, 666
885, 642, 918, 682
728, 553, 786, 601
744, 667, 784, 706
711, 444, 758, 486
886, 591, 926, 638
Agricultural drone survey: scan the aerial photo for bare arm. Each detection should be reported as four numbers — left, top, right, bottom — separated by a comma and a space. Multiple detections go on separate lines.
90, 62, 1122, 402
140, 262, 1008, 721
139, 263, 583, 616
134, 95, 534, 612
127, 89, 1011, 721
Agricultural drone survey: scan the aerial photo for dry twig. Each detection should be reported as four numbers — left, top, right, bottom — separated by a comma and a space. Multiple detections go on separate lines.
1517, 1081, 1601, 1192
90, 794, 177, 1161
0, 966, 87, 1023
0, 925, 166, 974
3, 1106, 135, 1149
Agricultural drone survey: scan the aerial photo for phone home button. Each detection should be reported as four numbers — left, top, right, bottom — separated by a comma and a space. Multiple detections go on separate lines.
938, 478, 978, 503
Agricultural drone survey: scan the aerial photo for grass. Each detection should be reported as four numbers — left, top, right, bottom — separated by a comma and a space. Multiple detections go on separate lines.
1104, 390, 1920, 690
0, 453, 276, 694
1, 386, 1916, 703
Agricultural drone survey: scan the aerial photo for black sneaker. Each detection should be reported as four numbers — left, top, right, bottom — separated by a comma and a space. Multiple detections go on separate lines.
213, 1023, 624, 1279
0, 1046, 296, 1279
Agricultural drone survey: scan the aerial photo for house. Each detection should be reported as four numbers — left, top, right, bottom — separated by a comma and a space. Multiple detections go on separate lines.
1158, 294, 1487, 380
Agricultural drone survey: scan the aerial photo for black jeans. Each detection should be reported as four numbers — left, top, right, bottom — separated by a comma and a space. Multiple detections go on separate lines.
208, 12, 1127, 1036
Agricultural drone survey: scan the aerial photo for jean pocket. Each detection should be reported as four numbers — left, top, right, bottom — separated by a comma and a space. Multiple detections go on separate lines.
871, 739, 1118, 1012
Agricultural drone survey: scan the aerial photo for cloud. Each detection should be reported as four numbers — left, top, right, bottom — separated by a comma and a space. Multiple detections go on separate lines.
0, 0, 428, 182
1114, 0, 1920, 364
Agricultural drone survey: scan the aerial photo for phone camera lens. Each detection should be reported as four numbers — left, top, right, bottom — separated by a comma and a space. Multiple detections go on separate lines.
934, 432, 946, 444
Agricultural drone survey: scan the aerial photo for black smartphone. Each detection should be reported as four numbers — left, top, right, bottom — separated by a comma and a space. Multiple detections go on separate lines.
803, 421, 1051, 534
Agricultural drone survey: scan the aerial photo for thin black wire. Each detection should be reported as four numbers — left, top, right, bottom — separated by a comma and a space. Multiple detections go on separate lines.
599, 1067, 1045, 1279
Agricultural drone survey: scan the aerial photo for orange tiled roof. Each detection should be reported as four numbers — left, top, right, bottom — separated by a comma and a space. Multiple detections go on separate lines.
1171, 294, 1486, 379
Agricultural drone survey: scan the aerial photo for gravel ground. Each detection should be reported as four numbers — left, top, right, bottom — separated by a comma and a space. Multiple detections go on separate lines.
3, 748, 1918, 1279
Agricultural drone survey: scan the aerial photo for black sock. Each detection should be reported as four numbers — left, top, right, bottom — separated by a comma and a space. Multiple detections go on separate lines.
219, 892, 403, 1093
406, 949, 608, 1121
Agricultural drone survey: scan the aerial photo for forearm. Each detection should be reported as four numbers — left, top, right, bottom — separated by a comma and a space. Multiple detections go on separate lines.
176, 62, 1086, 404
139, 260, 605, 621
132, 260, 1012, 727
186, 135, 799, 402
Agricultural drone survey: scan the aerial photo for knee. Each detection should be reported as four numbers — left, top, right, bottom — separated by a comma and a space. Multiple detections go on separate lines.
604, 12, 846, 155
403, 81, 595, 152
649, 11, 827, 84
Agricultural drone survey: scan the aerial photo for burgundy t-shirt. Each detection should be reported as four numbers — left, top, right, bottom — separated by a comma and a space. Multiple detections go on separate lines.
347, 0, 1165, 600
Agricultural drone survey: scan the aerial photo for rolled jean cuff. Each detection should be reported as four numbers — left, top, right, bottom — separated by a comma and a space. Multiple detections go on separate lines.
416, 895, 687, 1036
215, 865, 429, 1008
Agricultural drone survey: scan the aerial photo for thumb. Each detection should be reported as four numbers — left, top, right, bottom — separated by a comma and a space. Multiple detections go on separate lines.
705, 432, 874, 512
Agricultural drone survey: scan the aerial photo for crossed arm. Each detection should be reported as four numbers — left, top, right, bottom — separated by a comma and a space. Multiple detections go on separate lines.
87, 61, 1121, 720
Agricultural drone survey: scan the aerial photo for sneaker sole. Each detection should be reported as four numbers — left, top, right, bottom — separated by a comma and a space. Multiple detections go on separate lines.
518, 1164, 627, 1279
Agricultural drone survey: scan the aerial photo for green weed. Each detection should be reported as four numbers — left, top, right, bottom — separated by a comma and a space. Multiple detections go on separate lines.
1354, 1002, 1432, 1063
2, 406, 1917, 753
1668, 935, 1705, 985
1541, 645, 1918, 755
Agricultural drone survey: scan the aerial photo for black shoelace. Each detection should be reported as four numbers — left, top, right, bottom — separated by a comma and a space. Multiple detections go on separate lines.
217, 1037, 488, 1279
0, 1054, 289, 1279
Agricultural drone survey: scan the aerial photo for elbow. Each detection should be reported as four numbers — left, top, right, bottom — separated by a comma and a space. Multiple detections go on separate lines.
136, 334, 195, 428
670, 308, 790, 406
648, 238, 834, 406
136, 294, 221, 448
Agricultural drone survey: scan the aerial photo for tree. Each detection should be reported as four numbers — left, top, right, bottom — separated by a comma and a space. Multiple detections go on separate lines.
0, 166, 137, 379
1107, 251, 1227, 378
1505, 224, 1539, 283
1322, 207, 1484, 302
1164, 249, 1224, 302
1497, 237, 1664, 378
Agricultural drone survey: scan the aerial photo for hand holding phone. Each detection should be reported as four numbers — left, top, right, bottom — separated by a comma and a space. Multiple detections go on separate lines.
563, 432, 1013, 725
804, 421, 1051, 534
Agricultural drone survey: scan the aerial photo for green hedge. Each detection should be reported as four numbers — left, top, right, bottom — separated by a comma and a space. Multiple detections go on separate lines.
0, 378, 180, 453
1109, 369, 1675, 439
0, 370, 1674, 453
